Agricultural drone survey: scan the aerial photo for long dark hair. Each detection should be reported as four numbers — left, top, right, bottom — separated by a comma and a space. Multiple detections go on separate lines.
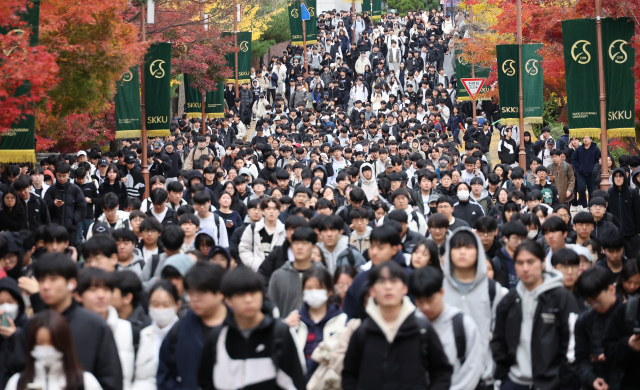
18, 310, 84, 390
1, 187, 25, 215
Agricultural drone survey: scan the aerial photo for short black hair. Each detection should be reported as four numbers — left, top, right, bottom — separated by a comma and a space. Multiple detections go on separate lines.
475, 216, 498, 232
160, 225, 185, 251
167, 181, 184, 193
291, 227, 317, 244
370, 225, 401, 247
76, 267, 114, 296
149, 279, 180, 303
34, 252, 78, 281
83, 234, 117, 259
43, 224, 70, 243
551, 248, 580, 267
588, 197, 607, 208
151, 188, 168, 205
541, 216, 567, 234
193, 190, 211, 205
572, 211, 595, 225
388, 209, 409, 224
349, 187, 366, 203
220, 267, 264, 297
501, 221, 528, 239
601, 228, 624, 250
140, 217, 162, 233
111, 228, 138, 243
436, 195, 454, 207
369, 261, 407, 286
178, 213, 200, 227
319, 215, 344, 231
514, 240, 546, 263
184, 261, 225, 293
575, 266, 612, 299
349, 207, 369, 220
408, 266, 444, 298
450, 230, 477, 250
101, 193, 120, 210
112, 270, 143, 307
285, 215, 310, 230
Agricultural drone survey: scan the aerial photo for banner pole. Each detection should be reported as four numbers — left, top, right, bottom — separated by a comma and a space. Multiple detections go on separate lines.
234, 0, 239, 98
595, 0, 609, 190
302, 0, 308, 74
469, 6, 476, 127
517, 0, 525, 169
202, 91, 206, 135
140, 3, 149, 199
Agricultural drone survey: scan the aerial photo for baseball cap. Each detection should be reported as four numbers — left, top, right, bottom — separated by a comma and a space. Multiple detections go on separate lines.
388, 136, 396, 141
124, 154, 136, 164
98, 158, 109, 167
77, 151, 87, 157
152, 141, 162, 149
385, 158, 393, 168
541, 188, 553, 204
428, 194, 440, 204
92, 222, 113, 235
546, 138, 555, 145
238, 167, 251, 177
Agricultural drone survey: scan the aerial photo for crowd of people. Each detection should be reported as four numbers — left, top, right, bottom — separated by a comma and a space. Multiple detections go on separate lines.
0, 5, 639, 390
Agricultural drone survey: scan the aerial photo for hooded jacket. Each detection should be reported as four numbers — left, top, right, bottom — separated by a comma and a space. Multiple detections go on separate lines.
317, 236, 367, 272
384, 205, 428, 236
44, 180, 88, 231
342, 297, 453, 390
442, 227, 506, 383
258, 239, 293, 289
491, 269, 580, 390
428, 304, 484, 390
197, 313, 305, 390
349, 225, 372, 254
470, 189, 493, 216
607, 167, 640, 237
23, 192, 51, 232
0, 277, 27, 389
268, 261, 326, 318
452, 199, 485, 229
107, 306, 135, 390
5, 363, 102, 390
238, 219, 287, 271
359, 163, 379, 201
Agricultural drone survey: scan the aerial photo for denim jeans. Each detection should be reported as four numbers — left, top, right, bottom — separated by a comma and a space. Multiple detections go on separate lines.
78, 218, 95, 240
576, 174, 595, 207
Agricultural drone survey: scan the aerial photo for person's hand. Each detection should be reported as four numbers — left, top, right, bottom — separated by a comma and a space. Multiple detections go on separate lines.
283, 310, 300, 327
85, 197, 92, 204
566, 190, 572, 198
0, 315, 16, 339
68, 246, 78, 262
592, 378, 609, 390
54, 199, 64, 207
629, 334, 640, 351
121, 177, 127, 183
18, 276, 39, 295
225, 221, 234, 228
549, 174, 555, 181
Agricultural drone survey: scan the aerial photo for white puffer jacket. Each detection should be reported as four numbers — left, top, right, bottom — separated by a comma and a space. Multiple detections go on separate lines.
5, 361, 102, 390
106, 306, 135, 390
131, 317, 179, 390
238, 219, 286, 271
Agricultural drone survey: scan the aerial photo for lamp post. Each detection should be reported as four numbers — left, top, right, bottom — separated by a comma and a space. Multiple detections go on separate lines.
517, 0, 526, 169
595, 0, 609, 190
469, 6, 476, 127
140, 3, 149, 199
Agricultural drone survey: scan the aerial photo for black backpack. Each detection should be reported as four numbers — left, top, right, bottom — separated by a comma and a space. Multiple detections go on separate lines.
625, 295, 640, 334
451, 279, 496, 365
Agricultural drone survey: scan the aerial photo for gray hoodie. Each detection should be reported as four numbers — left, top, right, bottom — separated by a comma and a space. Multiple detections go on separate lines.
359, 163, 379, 201
509, 269, 564, 386
442, 227, 506, 383
268, 261, 325, 318
317, 236, 366, 272
426, 304, 484, 390
470, 189, 492, 216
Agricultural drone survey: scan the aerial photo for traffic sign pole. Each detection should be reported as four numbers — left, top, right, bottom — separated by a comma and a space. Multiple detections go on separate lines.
301, 1, 308, 73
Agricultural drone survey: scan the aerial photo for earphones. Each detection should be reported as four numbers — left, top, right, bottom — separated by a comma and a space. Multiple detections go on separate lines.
67, 282, 75, 292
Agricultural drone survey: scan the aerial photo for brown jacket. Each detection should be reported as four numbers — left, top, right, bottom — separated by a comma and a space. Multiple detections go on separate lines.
184, 146, 214, 170
548, 161, 575, 203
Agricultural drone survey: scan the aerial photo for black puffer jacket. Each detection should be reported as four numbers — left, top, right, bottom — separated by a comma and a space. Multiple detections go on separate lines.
607, 167, 640, 237
44, 180, 87, 231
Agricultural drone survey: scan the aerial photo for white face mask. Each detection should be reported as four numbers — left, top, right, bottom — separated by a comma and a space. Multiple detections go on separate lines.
31, 345, 63, 366
149, 307, 177, 328
527, 229, 538, 239
0, 303, 19, 319
303, 289, 328, 309
457, 190, 470, 201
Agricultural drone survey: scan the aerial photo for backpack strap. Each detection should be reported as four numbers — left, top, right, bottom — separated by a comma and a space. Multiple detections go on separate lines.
452, 312, 466, 365
271, 320, 289, 371
345, 247, 356, 267
414, 314, 430, 372
625, 295, 640, 330
150, 254, 161, 278
214, 215, 223, 245
488, 278, 496, 308
411, 210, 424, 232
250, 222, 256, 251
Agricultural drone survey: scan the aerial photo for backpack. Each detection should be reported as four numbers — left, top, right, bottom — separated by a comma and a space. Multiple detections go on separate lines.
625, 295, 640, 333
450, 280, 495, 365
411, 209, 425, 232
150, 254, 162, 277
547, 162, 568, 177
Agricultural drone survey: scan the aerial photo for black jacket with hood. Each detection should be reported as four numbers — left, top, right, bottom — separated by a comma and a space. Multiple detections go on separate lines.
607, 167, 640, 237
491, 269, 580, 390
0, 277, 27, 389
44, 180, 87, 231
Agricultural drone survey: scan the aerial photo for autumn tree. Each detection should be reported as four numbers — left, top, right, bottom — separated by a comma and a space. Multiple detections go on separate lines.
0, 0, 58, 133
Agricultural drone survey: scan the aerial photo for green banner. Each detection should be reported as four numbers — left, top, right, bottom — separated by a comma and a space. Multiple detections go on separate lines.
288, 0, 317, 46
183, 74, 202, 120
362, 0, 370, 12
521, 43, 543, 124
206, 82, 225, 119
496, 44, 519, 126
562, 19, 600, 138
0, 0, 40, 163
602, 17, 635, 138
144, 42, 172, 138
114, 66, 141, 139
372, 0, 381, 21
224, 32, 252, 85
